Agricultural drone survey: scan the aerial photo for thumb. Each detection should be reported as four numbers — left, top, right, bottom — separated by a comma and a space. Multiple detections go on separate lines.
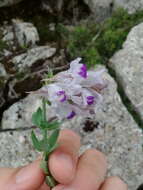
0, 160, 45, 190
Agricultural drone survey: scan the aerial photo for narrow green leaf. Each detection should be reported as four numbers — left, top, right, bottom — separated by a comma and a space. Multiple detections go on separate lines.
49, 143, 59, 153
47, 70, 53, 78
40, 121, 49, 129
32, 107, 43, 127
48, 129, 60, 149
47, 121, 61, 130
41, 121, 61, 130
31, 131, 42, 151
40, 140, 50, 153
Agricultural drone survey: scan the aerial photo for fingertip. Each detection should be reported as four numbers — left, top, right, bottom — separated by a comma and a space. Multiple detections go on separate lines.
86, 149, 107, 169
107, 176, 128, 188
7, 160, 45, 190
49, 150, 75, 184
100, 176, 128, 190
59, 129, 81, 146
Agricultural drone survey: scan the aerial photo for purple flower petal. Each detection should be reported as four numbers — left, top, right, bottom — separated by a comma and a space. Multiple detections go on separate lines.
57, 90, 67, 102
60, 95, 67, 102
78, 64, 87, 78
57, 90, 65, 95
67, 111, 76, 119
87, 96, 94, 100
87, 96, 95, 105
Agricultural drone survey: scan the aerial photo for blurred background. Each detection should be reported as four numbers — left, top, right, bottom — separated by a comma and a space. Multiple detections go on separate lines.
0, 1, 143, 190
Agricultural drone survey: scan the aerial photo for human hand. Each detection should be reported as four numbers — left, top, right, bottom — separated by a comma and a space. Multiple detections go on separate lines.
0, 129, 127, 190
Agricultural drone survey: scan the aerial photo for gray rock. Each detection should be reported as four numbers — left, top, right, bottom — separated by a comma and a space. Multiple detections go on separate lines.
0, 130, 38, 167
0, 63, 7, 107
2, 25, 14, 46
3, 20, 39, 48
113, 0, 143, 14
2, 94, 55, 129
12, 19, 40, 47
109, 23, 143, 120
1, 66, 143, 189
84, 0, 143, 21
84, 0, 113, 22
11, 46, 56, 72
2, 94, 42, 129
41, 0, 64, 13
0, 63, 7, 77
0, 0, 23, 7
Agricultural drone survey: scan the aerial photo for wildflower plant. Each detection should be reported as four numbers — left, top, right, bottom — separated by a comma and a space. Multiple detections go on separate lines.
31, 58, 107, 188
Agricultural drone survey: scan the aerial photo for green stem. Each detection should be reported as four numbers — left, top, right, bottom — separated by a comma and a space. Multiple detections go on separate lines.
42, 98, 46, 122
41, 98, 58, 189
45, 175, 57, 188
40, 153, 58, 188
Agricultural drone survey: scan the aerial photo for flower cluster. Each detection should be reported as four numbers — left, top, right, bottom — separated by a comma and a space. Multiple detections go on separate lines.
35, 58, 107, 120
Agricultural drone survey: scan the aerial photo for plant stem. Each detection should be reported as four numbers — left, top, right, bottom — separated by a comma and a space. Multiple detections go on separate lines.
42, 98, 46, 122
41, 98, 58, 189
41, 153, 58, 188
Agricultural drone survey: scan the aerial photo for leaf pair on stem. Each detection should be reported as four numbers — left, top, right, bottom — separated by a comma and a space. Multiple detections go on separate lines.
31, 100, 61, 188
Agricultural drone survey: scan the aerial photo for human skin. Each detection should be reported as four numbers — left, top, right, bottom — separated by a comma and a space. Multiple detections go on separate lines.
0, 129, 128, 190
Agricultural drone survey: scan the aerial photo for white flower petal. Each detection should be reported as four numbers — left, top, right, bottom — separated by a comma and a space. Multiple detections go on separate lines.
69, 57, 87, 80
53, 103, 76, 120
81, 69, 106, 88
43, 84, 67, 104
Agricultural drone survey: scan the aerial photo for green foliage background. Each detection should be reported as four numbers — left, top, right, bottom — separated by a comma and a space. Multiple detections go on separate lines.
57, 8, 143, 68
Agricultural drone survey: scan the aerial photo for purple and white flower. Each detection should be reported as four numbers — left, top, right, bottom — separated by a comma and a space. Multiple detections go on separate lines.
69, 57, 87, 79
34, 58, 107, 120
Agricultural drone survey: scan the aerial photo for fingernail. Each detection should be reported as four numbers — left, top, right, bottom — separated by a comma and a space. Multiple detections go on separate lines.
16, 162, 36, 184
